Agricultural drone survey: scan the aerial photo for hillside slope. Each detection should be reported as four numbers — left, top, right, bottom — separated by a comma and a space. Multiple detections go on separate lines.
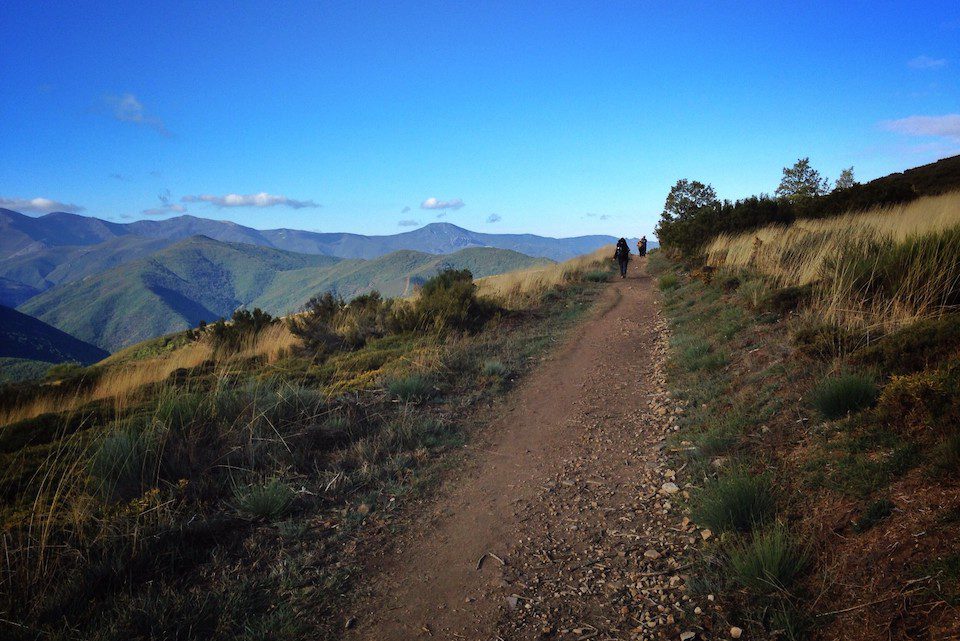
19, 236, 340, 351
18, 238, 550, 351
252, 246, 553, 312
0, 305, 108, 364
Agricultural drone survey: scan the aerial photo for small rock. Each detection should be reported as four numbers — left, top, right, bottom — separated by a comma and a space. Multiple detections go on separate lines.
506, 596, 519, 610
661, 482, 680, 495
731, 626, 743, 638
700, 529, 713, 541
680, 632, 696, 640
644, 549, 661, 560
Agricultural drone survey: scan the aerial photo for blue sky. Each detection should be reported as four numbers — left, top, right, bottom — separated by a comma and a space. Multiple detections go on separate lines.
2, 1, 959, 239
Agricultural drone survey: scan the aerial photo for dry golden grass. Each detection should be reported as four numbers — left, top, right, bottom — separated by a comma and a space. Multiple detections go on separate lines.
705, 190, 960, 330
0, 322, 305, 427
233, 322, 298, 363
477, 245, 614, 308
0, 341, 214, 426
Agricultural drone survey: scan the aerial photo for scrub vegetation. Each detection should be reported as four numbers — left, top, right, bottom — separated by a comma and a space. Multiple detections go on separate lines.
0, 252, 613, 640
651, 159, 960, 637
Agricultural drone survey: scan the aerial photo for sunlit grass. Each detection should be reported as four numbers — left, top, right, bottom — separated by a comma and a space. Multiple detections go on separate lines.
705, 190, 960, 330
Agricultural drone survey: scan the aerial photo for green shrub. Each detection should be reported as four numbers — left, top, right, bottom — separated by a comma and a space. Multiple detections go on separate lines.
210, 308, 277, 352
728, 523, 808, 594
233, 479, 294, 520
658, 274, 679, 291
811, 373, 878, 419
853, 497, 895, 532
416, 269, 498, 332
88, 424, 154, 501
386, 374, 433, 402
694, 471, 776, 533
45, 361, 85, 380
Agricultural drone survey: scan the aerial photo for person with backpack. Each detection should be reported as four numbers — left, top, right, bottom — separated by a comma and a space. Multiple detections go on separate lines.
613, 237, 630, 278
637, 235, 647, 257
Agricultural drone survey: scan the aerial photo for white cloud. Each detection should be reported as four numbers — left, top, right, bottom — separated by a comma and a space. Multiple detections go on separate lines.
107, 93, 171, 137
420, 197, 465, 210
908, 55, 947, 69
398, 219, 419, 227
181, 192, 319, 209
882, 114, 960, 141
0, 197, 84, 214
486, 213, 502, 223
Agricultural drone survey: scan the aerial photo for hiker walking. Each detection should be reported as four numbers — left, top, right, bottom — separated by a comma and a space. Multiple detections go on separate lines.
613, 237, 630, 278
637, 235, 647, 257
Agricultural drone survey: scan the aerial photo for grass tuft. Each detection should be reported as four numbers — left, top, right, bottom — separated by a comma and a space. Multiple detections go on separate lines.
811, 373, 878, 419
694, 470, 776, 533
386, 374, 433, 402
728, 522, 808, 594
481, 359, 509, 379
233, 478, 294, 521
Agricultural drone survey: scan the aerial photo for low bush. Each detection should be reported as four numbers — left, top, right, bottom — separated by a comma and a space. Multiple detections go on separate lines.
695, 421, 742, 457
854, 313, 960, 376
811, 373, 878, 420
415, 269, 498, 332
728, 523, 808, 595
233, 478, 294, 521
762, 284, 814, 315
693, 470, 776, 533
877, 366, 960, 438
210, 308, 277, 352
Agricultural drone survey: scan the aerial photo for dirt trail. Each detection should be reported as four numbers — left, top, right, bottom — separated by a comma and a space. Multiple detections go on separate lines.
349, 261, 702, 640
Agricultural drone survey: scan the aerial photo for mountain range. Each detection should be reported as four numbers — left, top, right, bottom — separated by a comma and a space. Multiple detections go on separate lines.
0, 209, 631, 362
17, 236, 551, 351
0, 209, 637, 307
